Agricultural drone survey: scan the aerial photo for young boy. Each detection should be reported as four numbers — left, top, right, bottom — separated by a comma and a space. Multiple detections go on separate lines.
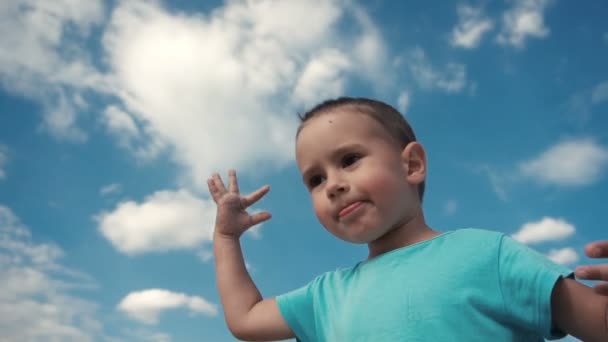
208, 97, 608, 341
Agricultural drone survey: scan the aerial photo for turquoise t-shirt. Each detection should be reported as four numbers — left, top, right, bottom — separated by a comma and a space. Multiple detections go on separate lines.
276, 229, 572, 341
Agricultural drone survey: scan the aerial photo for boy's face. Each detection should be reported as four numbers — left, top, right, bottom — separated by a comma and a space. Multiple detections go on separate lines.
296, 110, 422, 244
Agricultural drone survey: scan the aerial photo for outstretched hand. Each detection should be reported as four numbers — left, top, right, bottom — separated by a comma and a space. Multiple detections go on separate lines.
575, 240, 608, 296
207, 169, 271, 239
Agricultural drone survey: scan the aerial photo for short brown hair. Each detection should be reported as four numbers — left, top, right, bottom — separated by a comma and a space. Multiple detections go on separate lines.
297, 97, 425, 202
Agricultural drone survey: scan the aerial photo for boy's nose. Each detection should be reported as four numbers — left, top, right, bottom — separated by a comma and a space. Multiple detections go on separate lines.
326, 178, 349, 199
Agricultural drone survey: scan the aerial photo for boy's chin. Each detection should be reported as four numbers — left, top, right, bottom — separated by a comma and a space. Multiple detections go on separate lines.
329, 229, 385, 245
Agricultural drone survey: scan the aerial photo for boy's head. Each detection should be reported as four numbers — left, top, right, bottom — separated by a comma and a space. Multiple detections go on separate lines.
297, 97, 425, 200
295, 97, 427, 244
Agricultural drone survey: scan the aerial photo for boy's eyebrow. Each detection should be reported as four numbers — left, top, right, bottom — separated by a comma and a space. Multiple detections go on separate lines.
300, 143, 366, 182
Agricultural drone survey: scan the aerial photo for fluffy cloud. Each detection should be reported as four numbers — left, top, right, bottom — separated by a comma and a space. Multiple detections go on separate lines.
96, 190, 217, 255
520, 139, 608, 186
591, 81, 608, 104
497, 0, 552, 48
0, 145, 7, 180
476, 164, 510, 201
1, 0, 391, 189
100, 0, 390, 189
397, 91, 411, 114
0, 205, 104, 341
118, 289, 217, 325
565, 81, 608, 125
405, 48, 467, 93
97, 189, 264, 255
450, 5, 494, 49
546, 247, 579, 265
0, 0, 106, 141
443, 199, 458, 216
292, 49, 352, 106
100, 183, 122, 197
512, 217, 575, 244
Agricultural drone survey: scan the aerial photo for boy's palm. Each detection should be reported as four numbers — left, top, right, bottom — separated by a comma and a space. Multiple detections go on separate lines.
208, 170, 271, 238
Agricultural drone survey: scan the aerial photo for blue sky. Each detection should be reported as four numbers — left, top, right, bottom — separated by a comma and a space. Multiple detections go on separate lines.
0, 0, 607, 341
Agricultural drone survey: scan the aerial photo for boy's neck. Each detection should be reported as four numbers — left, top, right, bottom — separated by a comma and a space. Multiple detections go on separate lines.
366, 212, 439, 259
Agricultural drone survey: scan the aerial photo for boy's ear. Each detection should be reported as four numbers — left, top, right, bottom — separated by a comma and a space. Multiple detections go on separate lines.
401, 142, 427, 185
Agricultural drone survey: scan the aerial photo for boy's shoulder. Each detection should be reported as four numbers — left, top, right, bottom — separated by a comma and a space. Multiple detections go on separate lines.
437, 228, 509, 257
450, 227, 506, 240
432, 228, 506, 247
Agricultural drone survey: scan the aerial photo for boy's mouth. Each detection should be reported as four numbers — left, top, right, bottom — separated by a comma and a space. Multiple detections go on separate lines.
338, 201, 364, 218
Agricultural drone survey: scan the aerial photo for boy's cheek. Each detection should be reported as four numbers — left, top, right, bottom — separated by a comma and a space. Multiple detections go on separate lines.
312, 200, 330, 224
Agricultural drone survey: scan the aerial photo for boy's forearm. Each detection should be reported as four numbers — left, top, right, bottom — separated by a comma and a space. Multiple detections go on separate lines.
213, 231, 263, 332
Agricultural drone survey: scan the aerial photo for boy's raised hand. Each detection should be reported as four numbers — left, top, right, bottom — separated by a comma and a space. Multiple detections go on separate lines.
575, 240, 608, 295
208, 169, 271, 238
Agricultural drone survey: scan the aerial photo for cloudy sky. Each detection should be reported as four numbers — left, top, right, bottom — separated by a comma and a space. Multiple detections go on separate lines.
1, 0, 607, 341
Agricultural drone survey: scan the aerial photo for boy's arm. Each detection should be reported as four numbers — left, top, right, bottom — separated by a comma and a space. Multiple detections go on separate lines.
551, 278, 608, 342
209, 170, 295, 341
214, 234, 293, 341
552, 240, 608, 342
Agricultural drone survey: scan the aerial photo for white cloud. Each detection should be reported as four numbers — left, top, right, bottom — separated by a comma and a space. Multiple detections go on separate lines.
397, 91, 411, 114
100, 183, 122, 197
565, 81, 608, 125
0, 0, 106, 141
96, 190, 217, 255
99, 0, 391, 189
103, 106, 139, 137
292, 49, 351, 106
349, 5, 390, 87
0, 145, 7, 180
197, 249, 214, 263
2, 0, 393, 189
476, 164, 509, 201
0, 205, 107, 341
97, 188, 265, 255
512, 217, 575, 244
118, 289, 217, 325
591, 81, 608, 104
497, 0, 552, 48
247, 222, 264, 240
41, 91, 89, 142
443, 199, 458, 216
520, 139, 608, 186
102, 105, 166, 160
546, 247, 579, 265
406, 48, 467, 93
450, 5, 494, 49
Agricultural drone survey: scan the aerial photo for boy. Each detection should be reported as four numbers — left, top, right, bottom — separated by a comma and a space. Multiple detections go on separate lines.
208, 97, 608, 341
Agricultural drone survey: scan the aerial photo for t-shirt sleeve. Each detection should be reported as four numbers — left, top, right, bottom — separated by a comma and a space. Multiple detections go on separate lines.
497, 235, 573, 340
276, 278, 318, 342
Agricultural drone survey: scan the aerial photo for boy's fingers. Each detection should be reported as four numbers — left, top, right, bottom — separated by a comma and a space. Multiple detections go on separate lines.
575, 265, 608, 281
207, 178, 216, 197
249, 211, 272, 227
594, 282, 608, 296
211, 173, 227, 193
241, 185, 270, 208
584, 240, 608, 258
228, 169, 240, 194
207, 177, 222, 202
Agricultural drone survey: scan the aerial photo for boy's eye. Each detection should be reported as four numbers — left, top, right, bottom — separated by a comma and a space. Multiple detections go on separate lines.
307, 175, 324, 189
341, 153, 361, 168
